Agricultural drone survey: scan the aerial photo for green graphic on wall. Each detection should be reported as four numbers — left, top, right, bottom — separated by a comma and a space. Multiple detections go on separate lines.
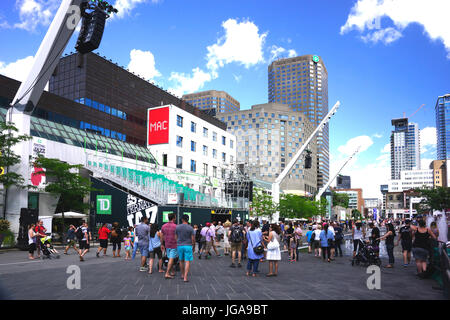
97, 195, 112, 215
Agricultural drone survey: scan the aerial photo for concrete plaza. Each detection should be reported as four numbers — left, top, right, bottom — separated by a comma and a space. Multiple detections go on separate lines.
0, 237, 445, 300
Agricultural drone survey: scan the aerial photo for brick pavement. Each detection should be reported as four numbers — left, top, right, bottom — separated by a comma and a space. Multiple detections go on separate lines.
0, 240, 444, 300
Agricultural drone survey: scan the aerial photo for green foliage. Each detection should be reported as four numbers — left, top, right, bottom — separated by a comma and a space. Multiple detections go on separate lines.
0, 121, 32, 189
352, 209, 363, 220
332, 192, 350, 208
279, 193, 322, 219
0, 219, 11, 232
32, 156, 98, 214
0, 230, 15, 247
414, 187, 450, 212
251, 188, 278, 221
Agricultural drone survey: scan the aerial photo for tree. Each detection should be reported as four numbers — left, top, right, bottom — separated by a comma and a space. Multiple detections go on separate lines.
0, 121, 31, 218
414, 187, 450, 213
332, 192, 349, 208
250, 187, 278, 221
31, 156, 100, 238
352, 209, 363, 220
279, 193, 321, 219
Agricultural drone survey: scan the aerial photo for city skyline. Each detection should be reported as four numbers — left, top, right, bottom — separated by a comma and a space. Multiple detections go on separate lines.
0, 0, 449, 198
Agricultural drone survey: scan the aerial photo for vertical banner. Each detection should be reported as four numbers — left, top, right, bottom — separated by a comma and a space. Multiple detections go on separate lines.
147, 107, 170, 146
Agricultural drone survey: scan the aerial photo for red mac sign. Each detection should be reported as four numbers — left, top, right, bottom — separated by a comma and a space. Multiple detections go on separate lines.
148, 107, 169, 145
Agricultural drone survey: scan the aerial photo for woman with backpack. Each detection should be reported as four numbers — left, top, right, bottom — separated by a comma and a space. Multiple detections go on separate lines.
319, 223, 335, 262
148, 224, 164, 274
110, 222, 122, 258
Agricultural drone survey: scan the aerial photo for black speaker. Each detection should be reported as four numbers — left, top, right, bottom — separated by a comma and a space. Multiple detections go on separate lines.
17, 208, 39, 250
305, 154, 312, 169
75, 9, 106, 54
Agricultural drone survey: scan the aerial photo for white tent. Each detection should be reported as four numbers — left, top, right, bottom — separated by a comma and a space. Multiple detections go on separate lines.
54, 212, 88, 218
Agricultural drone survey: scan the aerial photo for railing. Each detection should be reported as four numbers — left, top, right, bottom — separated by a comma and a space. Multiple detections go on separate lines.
85, 155, 249, 209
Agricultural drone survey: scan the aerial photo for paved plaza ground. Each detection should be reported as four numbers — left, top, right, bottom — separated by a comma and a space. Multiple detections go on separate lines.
0, 237, 445, 300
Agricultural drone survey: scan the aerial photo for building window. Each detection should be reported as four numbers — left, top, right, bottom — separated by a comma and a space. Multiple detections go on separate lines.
213, 132, 217, 141
191, 121, 196, 133
222, 152, 226, 162
203, 127, 208, 137
191, 141, 196, 152
176, 156, 183, 169
222, 136, 226, 145
176, 136, 183, 148
213, 149, 217, 159
230, 140, 234, 149
203, 163, 208, 176
190, 160, 196, 172
177, 115, 183, 127
213, 166, 217, 178
203, 145, 208, 156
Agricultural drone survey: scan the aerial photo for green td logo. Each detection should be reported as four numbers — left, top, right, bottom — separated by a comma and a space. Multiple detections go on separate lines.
97, 195, 112, 215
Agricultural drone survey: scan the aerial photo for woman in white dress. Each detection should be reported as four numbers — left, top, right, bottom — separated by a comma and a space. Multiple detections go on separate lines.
223, 220, 232, 255
266, 224, 281, 277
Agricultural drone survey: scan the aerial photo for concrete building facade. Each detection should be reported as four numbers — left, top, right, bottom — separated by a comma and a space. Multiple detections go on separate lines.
429, 160, 448, 187
182, 90, 240, 116
388, 169, 433, 192
436, 94, 450, 160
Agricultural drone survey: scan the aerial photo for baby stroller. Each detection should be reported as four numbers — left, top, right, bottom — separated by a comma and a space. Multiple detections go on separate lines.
40, 236, 60, 259
352, 239, 381, 267
162, 254, 180, 272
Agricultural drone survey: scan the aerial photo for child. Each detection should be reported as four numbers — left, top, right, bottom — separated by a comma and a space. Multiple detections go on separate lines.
123, 234, 133, 260
289, 235, 296, 262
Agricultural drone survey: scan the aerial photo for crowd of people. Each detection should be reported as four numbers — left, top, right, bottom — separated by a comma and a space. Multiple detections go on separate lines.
26, 214, 445, 281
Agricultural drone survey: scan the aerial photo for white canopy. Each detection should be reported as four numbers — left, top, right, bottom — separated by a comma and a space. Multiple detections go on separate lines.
54, 212, 87, 218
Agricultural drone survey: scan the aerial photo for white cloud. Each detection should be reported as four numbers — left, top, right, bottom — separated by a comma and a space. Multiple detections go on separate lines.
168, 68, 213, 97
361, 27, 402, 44
372, 133, 383, 139
112, 0, 160, 19
233, 74, 242, 83
269, 45, 297, 61
341, 0, 450, 57
127, 49, 161, 80
206, 18, 267, 74
381, 143, 390, 153
337, 135, 374, 156
421, 158, 433, 169
12, 0, 59, 32
420, 127, 436, 154
0, 56, 35, 82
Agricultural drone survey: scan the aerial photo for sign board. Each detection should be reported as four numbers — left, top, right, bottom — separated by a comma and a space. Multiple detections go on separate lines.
0, 167, 4, 175
97, 195, 112, 215
167, 193, 178, 204
32, 137, 47, 158
147, 107, 170, 146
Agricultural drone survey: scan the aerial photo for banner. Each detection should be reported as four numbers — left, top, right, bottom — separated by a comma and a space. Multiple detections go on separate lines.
147, 107, 170, 145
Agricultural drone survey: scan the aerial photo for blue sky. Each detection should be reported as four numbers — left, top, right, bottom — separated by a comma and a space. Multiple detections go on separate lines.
1, 0, 449, 198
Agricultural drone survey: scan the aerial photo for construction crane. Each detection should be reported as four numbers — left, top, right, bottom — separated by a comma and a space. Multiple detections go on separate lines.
315, 146, 360, 202
271, 101, 341, 222
403, 104, 425, 119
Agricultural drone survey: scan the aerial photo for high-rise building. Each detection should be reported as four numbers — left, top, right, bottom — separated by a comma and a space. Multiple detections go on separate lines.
336, 174, 351, 189
268, 55, 329, 189
219, 102, 318, 195
182, 90, 240, 116
390, 118, 420, 179
388, 169, 433, 192
380, 184, 389, 217
436, 94, 450, 160
429, 160, 448, 187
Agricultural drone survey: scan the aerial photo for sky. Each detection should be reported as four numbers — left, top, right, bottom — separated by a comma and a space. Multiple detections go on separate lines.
0, 0, 449, 199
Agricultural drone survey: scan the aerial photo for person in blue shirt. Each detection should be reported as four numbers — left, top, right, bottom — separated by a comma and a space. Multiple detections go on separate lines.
246, 220, 264, 277
306, 227, 313, 254
320, 223, 335, 262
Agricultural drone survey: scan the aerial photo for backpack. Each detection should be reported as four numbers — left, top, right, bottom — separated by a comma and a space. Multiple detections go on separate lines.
75, 227, 84, 240
310, 231, 316, 242
230, 225, 243, 243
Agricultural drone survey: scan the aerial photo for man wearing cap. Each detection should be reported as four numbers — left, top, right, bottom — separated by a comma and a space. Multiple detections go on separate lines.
397, 219, 413, 267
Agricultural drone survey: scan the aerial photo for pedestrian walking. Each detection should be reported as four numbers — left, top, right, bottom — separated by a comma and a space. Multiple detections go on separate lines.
34, 220, 47, 258
175, 214, 195, 282
123, 233, 133, 260
266, 224, 281, 277
320, 223, 334, 262
312, 224, 322, 257
333, 222, 344, 257
246, 220, 264, 277
229, 219, 245, 268
135, 217, 150, 272
28, 224, 38, 260
216, 221, 224, 245
412, 220, 436, 275
209, 222, 221, 256
195, 224, 204, 255
161, 213, 178, 278
96, 223, 111, 257
397, 219, 413, 266
352, 221, 365, 259
223, 220, 231, 255
148, 224, 164, 274
429, 221, 439, 249
241, 221, 250, 260
110, 222, 122, 258
294, 223, 303, 261
64, 225, 79, 255
78, 221, 90, 262
306, 226, 313, 254
377, 222, 396, 268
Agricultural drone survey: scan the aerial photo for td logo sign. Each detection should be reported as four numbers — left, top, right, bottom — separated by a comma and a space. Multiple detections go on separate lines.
97, 195, 112, 215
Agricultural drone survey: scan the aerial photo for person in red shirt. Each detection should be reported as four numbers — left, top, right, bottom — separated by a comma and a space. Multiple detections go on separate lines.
96, 223, 111, 257
34, 220, 46, 258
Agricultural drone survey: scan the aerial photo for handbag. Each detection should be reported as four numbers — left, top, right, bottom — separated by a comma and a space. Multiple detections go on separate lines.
267, 236, 279, 250
249, 232, 264, 255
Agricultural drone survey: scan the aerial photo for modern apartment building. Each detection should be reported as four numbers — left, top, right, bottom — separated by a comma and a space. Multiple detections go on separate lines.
268, 55, 329, 189
429, 160, 448, 187
388, 169, 433, 192
182, 90, 240, 116
390, 118, 420, 179
336, 175, 351, 189
218, 102, 318, 195
436, 94, 450, 160
380, 184, 389, 217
